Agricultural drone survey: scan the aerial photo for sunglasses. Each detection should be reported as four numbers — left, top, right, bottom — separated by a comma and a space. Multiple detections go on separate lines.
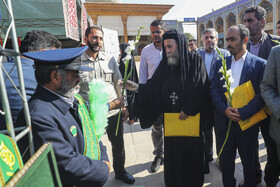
188, 44, 194, 46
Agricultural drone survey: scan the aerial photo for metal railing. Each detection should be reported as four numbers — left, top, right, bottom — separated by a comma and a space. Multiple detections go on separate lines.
0, 0, 34, 157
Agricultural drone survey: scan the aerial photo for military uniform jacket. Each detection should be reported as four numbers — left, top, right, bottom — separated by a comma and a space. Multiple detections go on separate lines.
16, 85, 109, 187
79, 52, 123, 118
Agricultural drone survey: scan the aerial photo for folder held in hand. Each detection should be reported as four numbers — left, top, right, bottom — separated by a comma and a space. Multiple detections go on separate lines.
164, 113, 200, 137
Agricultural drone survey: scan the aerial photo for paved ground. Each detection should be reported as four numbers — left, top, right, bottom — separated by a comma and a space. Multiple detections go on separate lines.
100, 60, 277, 186
101, 121, 276, 187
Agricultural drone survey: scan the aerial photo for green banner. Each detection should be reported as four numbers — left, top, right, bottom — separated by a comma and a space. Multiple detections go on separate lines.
0, 134, 23, 186
75, 94, 100, 160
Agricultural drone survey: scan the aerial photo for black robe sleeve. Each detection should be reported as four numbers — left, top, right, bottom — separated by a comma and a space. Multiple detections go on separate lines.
137, 62, 164, 129
137, 52, 212, 131
181, 52, 213, 131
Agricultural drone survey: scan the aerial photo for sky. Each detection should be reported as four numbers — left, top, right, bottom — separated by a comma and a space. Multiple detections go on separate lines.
122, 0, 237, 38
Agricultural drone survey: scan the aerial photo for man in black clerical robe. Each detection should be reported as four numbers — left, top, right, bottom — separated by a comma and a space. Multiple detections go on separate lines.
125, 29, 212, 187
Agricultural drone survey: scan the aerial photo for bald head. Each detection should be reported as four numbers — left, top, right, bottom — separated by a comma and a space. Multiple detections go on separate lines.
226, 24, 249, 58
228, 24, 250, 40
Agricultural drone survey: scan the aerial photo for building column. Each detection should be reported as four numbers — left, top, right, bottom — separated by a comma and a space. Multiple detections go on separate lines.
236, 7, 239, 24
197, 22, 200, 47
122, 15, 128, 43
91, 15, 98, 25
223, 12, 226, 48
273, 0, 277, 34
156, 15, 163, 20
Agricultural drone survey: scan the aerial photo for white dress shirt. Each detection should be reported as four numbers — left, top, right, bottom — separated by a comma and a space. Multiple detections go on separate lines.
205, 51, 214, 76
230, 51, 247, 89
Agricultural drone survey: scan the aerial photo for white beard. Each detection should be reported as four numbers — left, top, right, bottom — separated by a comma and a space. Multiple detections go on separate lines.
167, 51, 179, 67
56, 78, 80, 98
63, 85, 80, 98
167, 56, 179, 67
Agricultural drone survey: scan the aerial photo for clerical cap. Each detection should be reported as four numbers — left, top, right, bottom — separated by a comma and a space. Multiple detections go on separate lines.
162, 29, 178, 41
23, 46, 93, 72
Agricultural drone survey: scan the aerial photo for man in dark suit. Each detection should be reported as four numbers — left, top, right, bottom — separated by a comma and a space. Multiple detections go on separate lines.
243, 6, 280, 186
211, 24, 267, 187
198, 28, 230, 163
16, 46, 111, 187
0, 30, 61, 125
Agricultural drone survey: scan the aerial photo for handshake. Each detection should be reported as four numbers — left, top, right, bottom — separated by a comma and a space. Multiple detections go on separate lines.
109, 80, 138, 111
120, 80, 139, 91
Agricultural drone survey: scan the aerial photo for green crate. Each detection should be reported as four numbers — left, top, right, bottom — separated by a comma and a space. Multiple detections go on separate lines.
6, 143, 62, 187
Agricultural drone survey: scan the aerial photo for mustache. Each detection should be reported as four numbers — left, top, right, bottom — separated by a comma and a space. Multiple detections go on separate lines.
167, 53, 176, 58
93, 44, 101, 47
227, 46, 234, 50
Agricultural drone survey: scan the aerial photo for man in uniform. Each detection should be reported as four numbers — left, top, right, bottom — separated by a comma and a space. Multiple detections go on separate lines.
16, 46, 110, 187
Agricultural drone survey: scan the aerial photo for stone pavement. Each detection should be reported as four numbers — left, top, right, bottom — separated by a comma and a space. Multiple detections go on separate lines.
101, 121, 275, 187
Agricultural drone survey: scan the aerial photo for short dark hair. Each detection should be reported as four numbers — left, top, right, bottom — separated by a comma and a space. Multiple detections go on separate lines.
85, 26, 103, 37
34, 65, 56, 85
150, 20, 166, 30
244, 6, 267, 21
277, 20, 280, 25
188, 39, 197, 43
19, 30, 61, 53
236, 24, 250, 40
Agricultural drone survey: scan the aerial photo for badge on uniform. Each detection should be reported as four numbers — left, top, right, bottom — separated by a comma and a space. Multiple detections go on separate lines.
70, 126, 77, 137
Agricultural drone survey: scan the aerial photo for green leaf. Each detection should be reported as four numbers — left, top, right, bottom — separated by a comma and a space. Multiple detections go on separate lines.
271, 39, 280, 45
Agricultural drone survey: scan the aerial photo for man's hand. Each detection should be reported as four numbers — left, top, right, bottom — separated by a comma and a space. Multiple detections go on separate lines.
109, 96, 125, 110
121, 107, 129, 122
179, 111, 189, 120
224, 107, 241, 122
120, 80, 139, 91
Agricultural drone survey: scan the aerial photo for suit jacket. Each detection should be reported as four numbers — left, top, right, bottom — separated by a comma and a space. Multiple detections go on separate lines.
261, 46, 280, 143
247, 32, 280, 60
198, 48, 230, 82
16, 85, 109, 187
211, 52, 266, 131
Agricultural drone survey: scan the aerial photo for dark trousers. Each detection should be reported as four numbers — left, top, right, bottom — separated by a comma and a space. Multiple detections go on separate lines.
219, 122, 259, 187
203, 128, 213, 161
106, 114, 126, 174
255, 117, 280, 186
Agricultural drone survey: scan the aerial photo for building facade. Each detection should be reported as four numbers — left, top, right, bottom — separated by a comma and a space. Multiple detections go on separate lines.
197, 0, 279, 48
84, 2, 173, 55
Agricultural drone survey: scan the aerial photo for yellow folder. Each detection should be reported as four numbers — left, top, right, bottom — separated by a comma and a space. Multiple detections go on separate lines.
164, 113, 200, 137
225, 80, 267, 131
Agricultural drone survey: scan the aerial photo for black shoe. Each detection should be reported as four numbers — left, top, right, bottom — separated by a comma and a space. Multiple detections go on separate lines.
151, 156, 163, 173
238, 176, 262, 187
115, 172, 135, 184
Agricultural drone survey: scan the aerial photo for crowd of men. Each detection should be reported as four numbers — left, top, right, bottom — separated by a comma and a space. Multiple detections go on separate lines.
2, 4, 280, 187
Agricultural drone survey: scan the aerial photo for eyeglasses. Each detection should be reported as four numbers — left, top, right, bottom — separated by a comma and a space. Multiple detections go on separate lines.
188, 44, 194, 46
